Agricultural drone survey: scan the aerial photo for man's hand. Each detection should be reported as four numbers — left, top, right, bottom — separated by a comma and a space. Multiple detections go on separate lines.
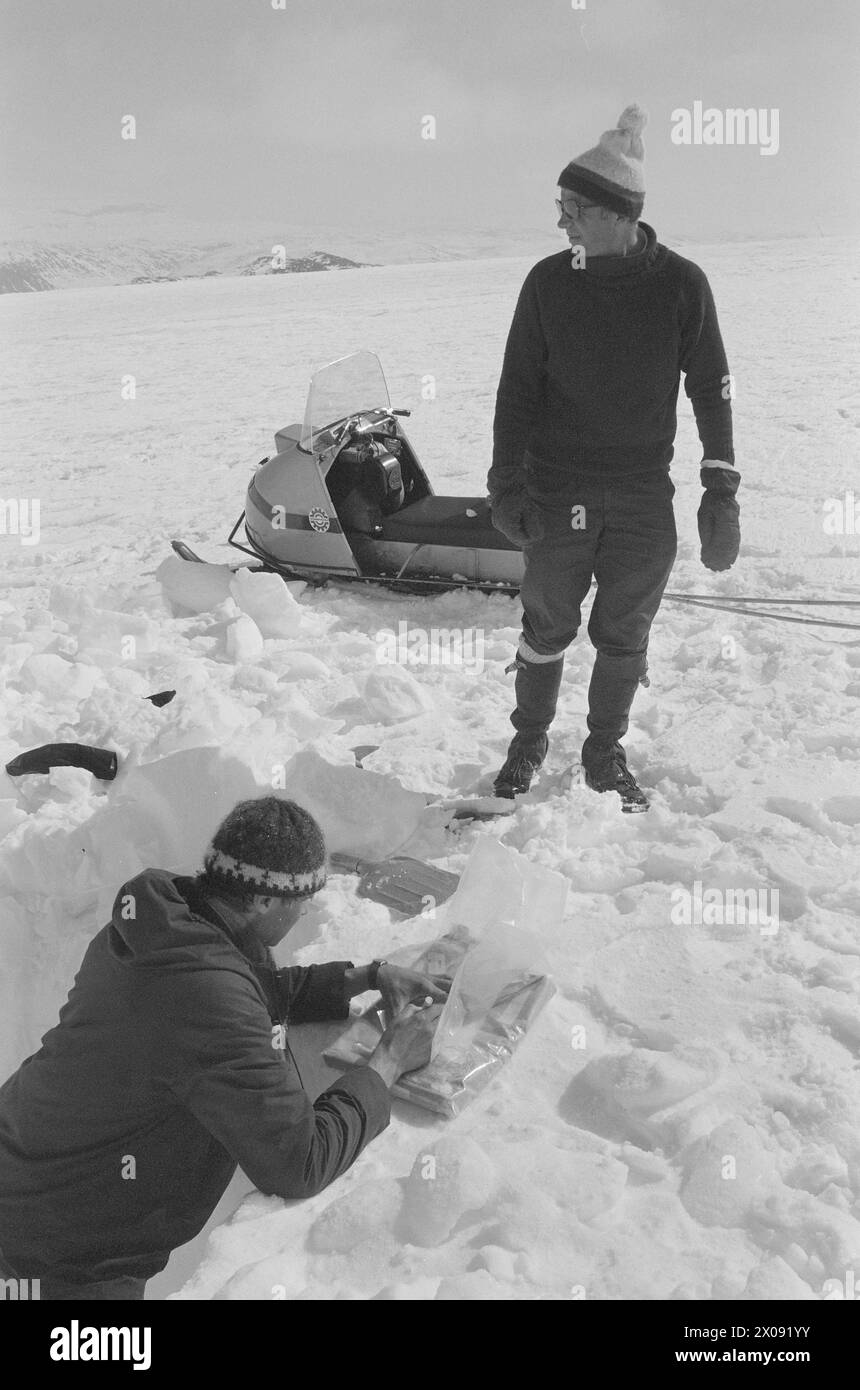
489, 489, 545, 547
369, 999, 445, 1083
377, 964, 450, 1018
698, 462, 740, 572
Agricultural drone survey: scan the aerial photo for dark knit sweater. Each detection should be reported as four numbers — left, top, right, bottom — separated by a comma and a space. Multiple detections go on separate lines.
488, 222, 734, 498
0, 870, 390, 1282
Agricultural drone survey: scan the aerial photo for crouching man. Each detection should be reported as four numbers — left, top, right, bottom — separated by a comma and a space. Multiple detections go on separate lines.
0, 796, 447, 1300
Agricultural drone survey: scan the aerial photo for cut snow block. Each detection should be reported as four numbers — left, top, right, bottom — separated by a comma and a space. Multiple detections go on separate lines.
738, 1257, 817, 1301
0, 799, 27, 840
1, 803, 104, 897
76, 610, 159, 661
230, 568, 303, 639
435, 1271, 519, 1300
156, 555, 234, 614
444, 836, 568, 938
212, 1253, 308, 1303
362, 664, 435, 723
277, 748, 429, 858
18, 654, 101, 702
225, 615, 264, 662
277, 652, 331, 682
373, 1279, 442, 1301
307, 1178, 404, 1254
84, 746, 261, 898
48, 586, 98, 626
270, 691, 342, 741
679, 1118, 776, 1228
400, 1136, 497, 1247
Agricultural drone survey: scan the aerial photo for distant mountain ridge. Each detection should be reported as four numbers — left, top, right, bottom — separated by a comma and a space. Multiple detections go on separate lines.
1, 202, 844, 295
0, 204, 567, 293
0, 244, 375, 294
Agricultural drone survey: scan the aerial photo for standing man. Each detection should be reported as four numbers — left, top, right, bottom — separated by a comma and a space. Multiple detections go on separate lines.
488, 105, 740, 810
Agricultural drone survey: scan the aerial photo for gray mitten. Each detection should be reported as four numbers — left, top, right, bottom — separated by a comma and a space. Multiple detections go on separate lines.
489, 489, 545, 547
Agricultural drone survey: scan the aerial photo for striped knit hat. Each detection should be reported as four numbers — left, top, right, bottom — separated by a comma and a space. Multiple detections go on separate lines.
558, 104, 647, 220
203, 796, 327, 900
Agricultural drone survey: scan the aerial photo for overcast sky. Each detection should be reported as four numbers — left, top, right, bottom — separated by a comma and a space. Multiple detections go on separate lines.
1, 0, 857, 241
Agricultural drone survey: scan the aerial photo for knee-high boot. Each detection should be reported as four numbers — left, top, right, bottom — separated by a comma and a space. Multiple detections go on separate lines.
494, 654, 564, 797
582, 650, 649, 768
510, 653, 565, 741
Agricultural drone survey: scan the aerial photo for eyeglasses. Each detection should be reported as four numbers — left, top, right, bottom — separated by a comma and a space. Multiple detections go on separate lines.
555, 197, 602, 220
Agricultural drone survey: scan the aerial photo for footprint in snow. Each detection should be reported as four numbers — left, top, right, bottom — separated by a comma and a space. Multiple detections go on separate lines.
822, 795, 860, 826
558, 1049, 717, 1153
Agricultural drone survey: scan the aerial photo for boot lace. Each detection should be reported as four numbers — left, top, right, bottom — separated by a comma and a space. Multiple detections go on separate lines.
497, 739, 545, 790
508, 751, 541, 779
612, 758, 643, 797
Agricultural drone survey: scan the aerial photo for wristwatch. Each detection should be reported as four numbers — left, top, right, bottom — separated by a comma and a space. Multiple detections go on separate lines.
367, 959, 388, 992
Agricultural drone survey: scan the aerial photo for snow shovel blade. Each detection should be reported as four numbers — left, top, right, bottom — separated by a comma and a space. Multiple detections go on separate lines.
329, 853, 460, 916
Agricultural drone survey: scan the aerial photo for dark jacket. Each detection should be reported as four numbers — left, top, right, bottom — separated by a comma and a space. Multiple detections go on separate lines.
488, 221, 734, 499
0, 870, 390, 1282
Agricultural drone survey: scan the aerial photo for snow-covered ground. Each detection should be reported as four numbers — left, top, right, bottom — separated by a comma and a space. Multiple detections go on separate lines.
1, 237, 859, 1301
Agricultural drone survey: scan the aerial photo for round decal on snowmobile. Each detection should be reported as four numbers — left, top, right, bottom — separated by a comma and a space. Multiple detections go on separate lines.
307, 507, 331, 533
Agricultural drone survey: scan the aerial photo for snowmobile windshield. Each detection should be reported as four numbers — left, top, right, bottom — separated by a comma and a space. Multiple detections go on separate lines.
300, 350, 390, 453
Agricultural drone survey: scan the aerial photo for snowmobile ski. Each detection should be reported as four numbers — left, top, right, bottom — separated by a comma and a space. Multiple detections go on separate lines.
171, 540, 207, 563
171, 539, 263, 571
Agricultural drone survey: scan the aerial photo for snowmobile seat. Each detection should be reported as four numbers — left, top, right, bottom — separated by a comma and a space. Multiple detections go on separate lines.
378, 496, 519, 551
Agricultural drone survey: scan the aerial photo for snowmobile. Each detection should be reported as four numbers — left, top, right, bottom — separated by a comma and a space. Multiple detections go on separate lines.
174, 349, 860, 632
218, 350, 524, 595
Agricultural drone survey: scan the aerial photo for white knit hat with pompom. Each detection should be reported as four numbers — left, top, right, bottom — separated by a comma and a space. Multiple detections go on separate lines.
558, 104, 647, 218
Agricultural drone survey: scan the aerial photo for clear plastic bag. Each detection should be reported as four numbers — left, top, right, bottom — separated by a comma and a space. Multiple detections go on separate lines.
323, 923, 555, 1118
428, 920, 547, 1060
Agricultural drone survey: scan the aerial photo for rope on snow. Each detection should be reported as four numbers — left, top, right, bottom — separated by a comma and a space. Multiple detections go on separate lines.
666, 594, 860, 607
662, 594, 860, 631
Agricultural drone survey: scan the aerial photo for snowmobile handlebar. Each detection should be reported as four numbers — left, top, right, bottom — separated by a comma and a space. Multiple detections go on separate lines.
330, 409, 410, 446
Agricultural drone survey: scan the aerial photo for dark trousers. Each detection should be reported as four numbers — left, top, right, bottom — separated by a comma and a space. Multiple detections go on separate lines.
0, 1244, 146, 1301
514, 469, 677, 746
